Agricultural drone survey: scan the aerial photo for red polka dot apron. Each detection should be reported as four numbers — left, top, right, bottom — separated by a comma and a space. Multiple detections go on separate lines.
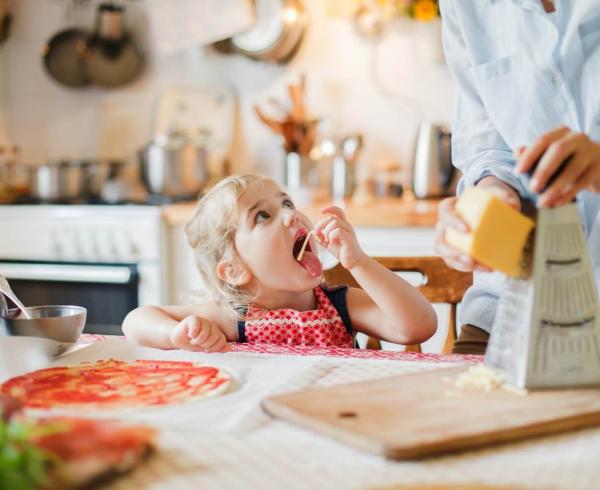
237, 286, 353, 348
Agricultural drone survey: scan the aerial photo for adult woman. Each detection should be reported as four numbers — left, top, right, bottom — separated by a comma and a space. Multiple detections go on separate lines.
435, 0, 600, 354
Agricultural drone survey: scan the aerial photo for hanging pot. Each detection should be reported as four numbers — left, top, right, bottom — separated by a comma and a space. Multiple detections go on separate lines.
84, 3, 143, 88
41, 0, 91, 88
0, 0, 12, 45
43, 28, 90, 88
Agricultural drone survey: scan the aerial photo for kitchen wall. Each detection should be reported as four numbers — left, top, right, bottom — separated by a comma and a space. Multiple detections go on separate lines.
0, 46, 7, 144
0, 0, 455, 182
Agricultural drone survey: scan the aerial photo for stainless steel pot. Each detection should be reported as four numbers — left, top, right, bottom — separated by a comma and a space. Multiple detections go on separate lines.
0, 0, 13, 45
26, 160, 89, 202
139, 130, 209, 198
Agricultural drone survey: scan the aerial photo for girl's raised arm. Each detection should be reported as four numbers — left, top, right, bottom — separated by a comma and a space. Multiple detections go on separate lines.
314, 205, 437, 345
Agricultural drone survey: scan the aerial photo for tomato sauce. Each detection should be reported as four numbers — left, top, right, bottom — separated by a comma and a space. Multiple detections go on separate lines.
1, 359, 230, 409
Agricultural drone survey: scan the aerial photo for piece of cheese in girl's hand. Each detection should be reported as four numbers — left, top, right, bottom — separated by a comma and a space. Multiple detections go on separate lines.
445, 187, 535, 277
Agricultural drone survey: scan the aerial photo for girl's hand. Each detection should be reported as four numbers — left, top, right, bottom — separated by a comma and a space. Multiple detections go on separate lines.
434, 176, 519, 272
515, 126, 600, 207
313, 206, 367, 270
169, 315, 229, 353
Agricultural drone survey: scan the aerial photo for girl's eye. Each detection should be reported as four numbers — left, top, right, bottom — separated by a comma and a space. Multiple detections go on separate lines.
283, 199, 295, 209
255, 210, 270, 223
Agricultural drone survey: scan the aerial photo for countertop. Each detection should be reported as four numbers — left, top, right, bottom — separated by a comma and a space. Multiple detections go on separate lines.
163, 195, 440, 228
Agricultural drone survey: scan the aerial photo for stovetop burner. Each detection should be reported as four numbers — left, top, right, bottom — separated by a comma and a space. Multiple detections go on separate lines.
2, 194, 198, 206
144, 194, 198, 205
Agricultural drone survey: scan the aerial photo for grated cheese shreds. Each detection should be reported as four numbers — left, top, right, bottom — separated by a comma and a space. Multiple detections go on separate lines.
455, 364, 505, 391
451, 364, 528, 395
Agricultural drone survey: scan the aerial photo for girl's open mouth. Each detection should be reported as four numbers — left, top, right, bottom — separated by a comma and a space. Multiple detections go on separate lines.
293, 231, 323, 277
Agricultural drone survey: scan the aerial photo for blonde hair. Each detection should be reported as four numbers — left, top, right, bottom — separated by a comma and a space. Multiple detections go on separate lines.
184, 173, 272, 317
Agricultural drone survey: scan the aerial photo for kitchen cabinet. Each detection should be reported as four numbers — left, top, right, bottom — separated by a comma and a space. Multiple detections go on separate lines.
163, 198, 451, 353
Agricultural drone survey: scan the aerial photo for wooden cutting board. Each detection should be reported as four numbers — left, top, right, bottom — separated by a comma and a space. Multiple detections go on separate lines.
262, 366, 600, 459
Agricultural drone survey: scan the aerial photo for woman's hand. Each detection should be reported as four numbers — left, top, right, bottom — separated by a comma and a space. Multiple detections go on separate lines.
434, 176, 520, 272
169, 315, 229, 353
515, 126, 600, 207
313, 205, 367, 270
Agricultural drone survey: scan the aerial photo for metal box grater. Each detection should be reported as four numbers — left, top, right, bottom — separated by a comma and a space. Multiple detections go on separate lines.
485, 202, 600, 389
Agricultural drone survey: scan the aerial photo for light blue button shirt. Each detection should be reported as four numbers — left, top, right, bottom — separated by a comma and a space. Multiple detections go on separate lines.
439, 0, 600, 332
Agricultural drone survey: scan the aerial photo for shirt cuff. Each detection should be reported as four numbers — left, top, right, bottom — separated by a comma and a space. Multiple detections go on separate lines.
457, 163, 533, 200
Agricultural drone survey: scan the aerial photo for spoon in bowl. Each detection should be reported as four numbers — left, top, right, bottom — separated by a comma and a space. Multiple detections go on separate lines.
0, 274, 31, 319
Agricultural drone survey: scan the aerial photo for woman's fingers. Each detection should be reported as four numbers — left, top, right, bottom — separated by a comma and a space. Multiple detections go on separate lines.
515, 126, 571, 176
437, 197, 469, 232
435, 198, 468, 269
516, 130, 600, 206
538, 150, 591, 206
434, 239, 476, 271
555, 164, 600, 206
434, 219, 475, 271
435, 239, 492, 272
515, 127, 600, 205
434, 196, 493, 273
476, 176, 522, 210
531, 131, 587, 193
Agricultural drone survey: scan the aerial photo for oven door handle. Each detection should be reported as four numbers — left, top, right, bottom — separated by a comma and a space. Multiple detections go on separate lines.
0, 263, 133, 284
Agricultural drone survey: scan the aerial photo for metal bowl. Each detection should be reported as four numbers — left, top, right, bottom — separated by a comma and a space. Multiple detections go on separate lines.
3, 305, 87, 344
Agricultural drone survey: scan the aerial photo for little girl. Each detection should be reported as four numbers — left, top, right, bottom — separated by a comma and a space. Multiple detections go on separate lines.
123, 174, 437, 352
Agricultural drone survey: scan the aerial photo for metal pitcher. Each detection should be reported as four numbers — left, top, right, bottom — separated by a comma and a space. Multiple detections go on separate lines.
411, 122, 454, 199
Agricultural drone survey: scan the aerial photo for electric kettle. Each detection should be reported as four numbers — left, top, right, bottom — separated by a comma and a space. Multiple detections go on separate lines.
411, 122, 455, 199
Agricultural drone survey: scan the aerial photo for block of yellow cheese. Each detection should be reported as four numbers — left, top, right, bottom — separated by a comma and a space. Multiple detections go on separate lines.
445, 187, 535, 277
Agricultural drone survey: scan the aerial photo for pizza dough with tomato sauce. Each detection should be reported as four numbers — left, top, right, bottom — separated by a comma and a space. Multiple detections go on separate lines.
1, 359, 231, 409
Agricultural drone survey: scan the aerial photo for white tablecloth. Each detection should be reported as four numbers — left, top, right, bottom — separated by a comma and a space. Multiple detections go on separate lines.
26, 340, 600, 489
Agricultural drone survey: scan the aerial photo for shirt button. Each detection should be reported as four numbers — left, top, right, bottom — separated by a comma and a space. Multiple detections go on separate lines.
551, 73, 561, 87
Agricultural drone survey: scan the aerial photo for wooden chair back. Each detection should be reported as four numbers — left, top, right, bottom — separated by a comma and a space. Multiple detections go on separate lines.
324, 256, 473, 353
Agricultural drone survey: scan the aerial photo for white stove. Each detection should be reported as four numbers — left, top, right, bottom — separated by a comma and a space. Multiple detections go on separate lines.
0, 204, 170, 334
